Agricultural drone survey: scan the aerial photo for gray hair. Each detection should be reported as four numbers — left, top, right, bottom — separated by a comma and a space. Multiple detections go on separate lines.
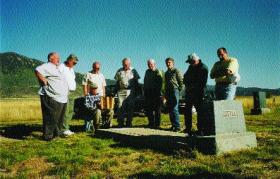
122, 57, 131, 64
92, 61, 100, 66
147, 58, 155, 64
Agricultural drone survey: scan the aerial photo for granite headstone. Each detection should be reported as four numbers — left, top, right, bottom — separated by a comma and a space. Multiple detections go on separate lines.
251, 92, 271, 115
189, 100, 257, 155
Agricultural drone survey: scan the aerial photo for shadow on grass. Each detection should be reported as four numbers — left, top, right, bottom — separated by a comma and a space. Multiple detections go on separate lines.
0, 124, 42, 139
129, 171, 255, 179
0, 124, 85, 140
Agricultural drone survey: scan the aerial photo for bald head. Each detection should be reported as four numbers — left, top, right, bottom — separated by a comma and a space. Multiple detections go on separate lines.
47, 52, 60, 65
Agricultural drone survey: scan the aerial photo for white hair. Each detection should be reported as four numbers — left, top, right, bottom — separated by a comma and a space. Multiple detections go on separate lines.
122, 57, 131, 63
147, 58, 155, 64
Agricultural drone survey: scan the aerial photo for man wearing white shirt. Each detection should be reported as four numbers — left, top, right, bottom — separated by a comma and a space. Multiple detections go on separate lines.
82, 61, 106, 96
60, 54, 78, 136
114, 58, 140, 127
82, 61, 113, 128
35, 52, 69, 141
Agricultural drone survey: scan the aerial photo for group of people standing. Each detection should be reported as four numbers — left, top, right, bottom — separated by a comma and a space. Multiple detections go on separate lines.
35, 47, 239, 141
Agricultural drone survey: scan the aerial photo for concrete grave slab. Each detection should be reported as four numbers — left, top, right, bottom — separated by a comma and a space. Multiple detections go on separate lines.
96, 100, 257, 155
95, 128, 188, 152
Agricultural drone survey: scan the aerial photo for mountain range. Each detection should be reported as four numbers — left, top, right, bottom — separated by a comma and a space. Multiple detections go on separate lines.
0, 52, 279, 97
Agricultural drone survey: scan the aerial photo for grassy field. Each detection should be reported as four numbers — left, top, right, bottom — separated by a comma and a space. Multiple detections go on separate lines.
0, 97, 280, 178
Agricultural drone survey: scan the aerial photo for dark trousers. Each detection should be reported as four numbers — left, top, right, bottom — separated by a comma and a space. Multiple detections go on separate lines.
144, 90, 161, 128
184, 96, 203, 133
40, 95, 67, 139
117, 90, 136, 127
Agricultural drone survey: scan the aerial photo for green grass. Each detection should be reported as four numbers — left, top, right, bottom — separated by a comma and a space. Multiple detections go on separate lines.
0, 109, 280, 178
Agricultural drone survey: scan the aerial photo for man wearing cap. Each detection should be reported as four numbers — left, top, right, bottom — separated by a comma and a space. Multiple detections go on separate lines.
183, 53, 208, 135
83, 82, 102, 132
82, 61, 113, 128
210, 47, 240, 100
144, 59, 164, 129
60, 54, 78, 136
35, 52, 68, 141
164, 57, 183, 132
114, 58, 140, 127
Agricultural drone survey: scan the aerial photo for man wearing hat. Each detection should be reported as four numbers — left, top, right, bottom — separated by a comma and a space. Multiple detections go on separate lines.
183, 53, 208, 135
83, 82, 102, 132
164, 57, 183, 132
60, 54, 78, 136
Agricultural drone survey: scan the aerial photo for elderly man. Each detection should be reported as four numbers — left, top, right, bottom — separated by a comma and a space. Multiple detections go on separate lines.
82, 61, 113, 128
60, 54, 78, 136
114, 58, 140, 127
183, 53, 208, 135
144, 59, 163, 129
35, 52, 68, 141
164, 57, 183, 132
210, 47, 240, 100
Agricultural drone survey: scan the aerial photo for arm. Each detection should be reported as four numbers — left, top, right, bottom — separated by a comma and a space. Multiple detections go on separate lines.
227, 59, 239, 75
35, 70, 48, 86
176, 69, 184, 91
210, 63, 227, 79
83, 85, 88, 96
102, 75, 106, 96
82, 73, 89, 96
201, 66, 209, 87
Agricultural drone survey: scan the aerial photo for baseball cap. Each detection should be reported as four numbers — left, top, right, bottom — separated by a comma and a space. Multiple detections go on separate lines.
186, 53, 200, 63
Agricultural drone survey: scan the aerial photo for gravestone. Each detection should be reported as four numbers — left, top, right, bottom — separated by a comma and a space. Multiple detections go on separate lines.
189, 100, 257, 155
251, 92, 271, 115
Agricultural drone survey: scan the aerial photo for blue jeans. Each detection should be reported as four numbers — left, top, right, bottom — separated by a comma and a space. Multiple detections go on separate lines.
215, 84, 237, 100
166, 89, 180, 129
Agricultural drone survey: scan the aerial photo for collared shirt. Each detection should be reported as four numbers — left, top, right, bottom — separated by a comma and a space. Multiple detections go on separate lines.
210, 57, 239, 83
36, 62, 68, 103
82, 72, 106, 96
114, 67, 140, 90
59, 63, 76, 91
84, 93, 101, 110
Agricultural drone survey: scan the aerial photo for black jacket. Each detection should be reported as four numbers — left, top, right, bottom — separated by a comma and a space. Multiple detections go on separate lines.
183, 60, 208, 97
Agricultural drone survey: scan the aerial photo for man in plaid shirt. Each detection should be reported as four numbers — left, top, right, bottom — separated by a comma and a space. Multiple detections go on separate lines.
84, 83, 101, 132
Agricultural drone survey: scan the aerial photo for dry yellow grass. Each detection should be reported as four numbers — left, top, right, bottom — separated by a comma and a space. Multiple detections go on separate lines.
0, 96, 279, 123
236, 96, 280, 109
0, 98, 42, 123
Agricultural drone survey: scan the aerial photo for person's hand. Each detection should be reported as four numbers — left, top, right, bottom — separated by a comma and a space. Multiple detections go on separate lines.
43, 79, 48, 86
226, 69, 233, 76
161, 96, 166, 104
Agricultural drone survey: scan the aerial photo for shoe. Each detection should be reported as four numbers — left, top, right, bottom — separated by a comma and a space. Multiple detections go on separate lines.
63, 130, 74, 136
173, 128, 180, 132
43, 136, 53, 141
117, 123, 124, 128
153, 126, 160, 130
196, 130, 204, 136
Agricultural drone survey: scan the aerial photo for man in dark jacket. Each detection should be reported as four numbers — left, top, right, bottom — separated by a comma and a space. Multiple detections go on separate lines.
183, 53, 208, 135
144, 59, 163, 129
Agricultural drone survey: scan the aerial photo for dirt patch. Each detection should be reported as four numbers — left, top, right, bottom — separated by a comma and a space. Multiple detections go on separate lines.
1, 157, 54, 178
